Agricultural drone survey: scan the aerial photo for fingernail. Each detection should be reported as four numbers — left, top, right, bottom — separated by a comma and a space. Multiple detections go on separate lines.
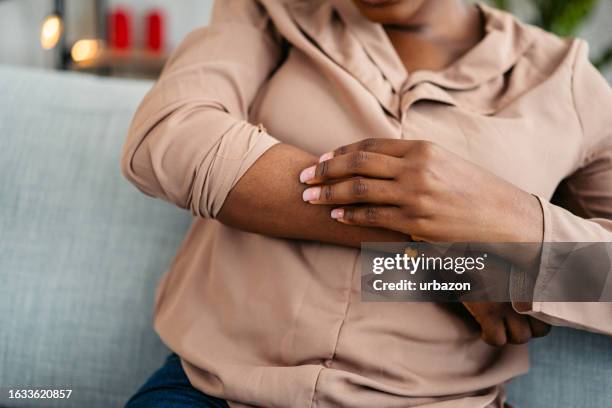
299, 165, 316, 183
302, 187, 321, 202
319, 152, 334, 163
331, 208, 344, 219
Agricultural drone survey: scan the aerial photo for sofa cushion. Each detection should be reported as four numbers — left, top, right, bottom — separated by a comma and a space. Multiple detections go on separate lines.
0, 65, 191, 408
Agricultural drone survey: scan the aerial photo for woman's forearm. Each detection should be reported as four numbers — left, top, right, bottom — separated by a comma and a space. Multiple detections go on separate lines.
217, 143, 407, 248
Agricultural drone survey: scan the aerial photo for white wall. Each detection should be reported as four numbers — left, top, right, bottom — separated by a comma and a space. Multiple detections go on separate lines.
0, 0, 54, 67
102, 0, 215, 49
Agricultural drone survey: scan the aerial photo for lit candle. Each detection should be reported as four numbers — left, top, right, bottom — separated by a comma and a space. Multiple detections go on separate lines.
71, 39, 103, 63
40, 14, 63, 50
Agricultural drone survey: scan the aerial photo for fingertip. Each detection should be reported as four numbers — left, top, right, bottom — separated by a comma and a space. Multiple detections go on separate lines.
331, 208, 344, 219
528, 317, 552, 338
302, 186, 321, 202
482, 322, 507, 347
483, 333, 507, 347
319, 152, 334, 163
299, 165, 316, 184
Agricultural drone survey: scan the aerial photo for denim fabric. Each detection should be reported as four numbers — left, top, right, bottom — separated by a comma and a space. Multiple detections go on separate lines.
506, 328, 612, 408
125, 355, 229, 408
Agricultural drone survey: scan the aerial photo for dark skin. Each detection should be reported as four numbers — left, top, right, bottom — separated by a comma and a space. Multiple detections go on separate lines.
300, 138, 551, 345
218, 0, 551, 347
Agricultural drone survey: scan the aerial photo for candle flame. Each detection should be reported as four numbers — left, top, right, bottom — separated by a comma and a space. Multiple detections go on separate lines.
71, 39, 102, 63
40, 15, 63, 50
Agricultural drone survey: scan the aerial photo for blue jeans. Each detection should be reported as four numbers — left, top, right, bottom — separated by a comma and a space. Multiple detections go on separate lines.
125, 354, 229, 408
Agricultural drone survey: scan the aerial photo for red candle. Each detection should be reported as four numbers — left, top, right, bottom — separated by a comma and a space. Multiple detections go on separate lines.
108, 8, 132, 50
146, 9, 165, 52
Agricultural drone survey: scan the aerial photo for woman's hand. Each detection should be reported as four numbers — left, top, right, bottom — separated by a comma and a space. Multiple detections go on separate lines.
462, 302, 551, 346
299, 139, 551, 346
299, 139, 544, 244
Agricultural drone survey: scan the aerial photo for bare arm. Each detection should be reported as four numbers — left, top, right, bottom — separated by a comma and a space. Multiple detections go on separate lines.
218, 143, 408, 248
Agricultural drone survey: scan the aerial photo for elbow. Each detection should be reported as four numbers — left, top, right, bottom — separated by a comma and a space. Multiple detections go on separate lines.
120, 120, 141, 186
119, 115, 211, 217
119, 100, 245, 218
120, 137, 136, 186
120, 120, 158, 198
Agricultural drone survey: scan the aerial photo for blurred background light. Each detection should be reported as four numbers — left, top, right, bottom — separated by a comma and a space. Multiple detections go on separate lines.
71, 38, 102, 62
40, 14, 63, 50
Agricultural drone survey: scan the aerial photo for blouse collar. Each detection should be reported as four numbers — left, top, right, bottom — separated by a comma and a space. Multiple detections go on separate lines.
332, 1, 535, 92
285, 1, 535, 117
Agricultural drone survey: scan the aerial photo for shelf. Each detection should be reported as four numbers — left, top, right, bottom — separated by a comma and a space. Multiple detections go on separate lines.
70, 48, 168, 78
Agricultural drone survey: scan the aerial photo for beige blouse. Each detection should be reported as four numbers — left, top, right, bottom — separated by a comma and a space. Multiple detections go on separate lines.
121, 1, 612, 407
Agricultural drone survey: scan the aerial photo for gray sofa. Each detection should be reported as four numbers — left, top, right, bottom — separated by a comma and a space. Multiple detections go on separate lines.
1, 66, 611, 408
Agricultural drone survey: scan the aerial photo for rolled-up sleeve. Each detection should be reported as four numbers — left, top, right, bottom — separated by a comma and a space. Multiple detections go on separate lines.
513, 40, 612, 335
121, 0, 282, 218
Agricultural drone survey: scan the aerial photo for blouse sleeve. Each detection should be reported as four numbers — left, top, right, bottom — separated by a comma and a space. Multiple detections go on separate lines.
121, 0, 282, 218
513, 40, 612, 335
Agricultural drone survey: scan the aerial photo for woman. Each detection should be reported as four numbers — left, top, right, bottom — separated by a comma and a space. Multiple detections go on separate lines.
122, 0, 612, 407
